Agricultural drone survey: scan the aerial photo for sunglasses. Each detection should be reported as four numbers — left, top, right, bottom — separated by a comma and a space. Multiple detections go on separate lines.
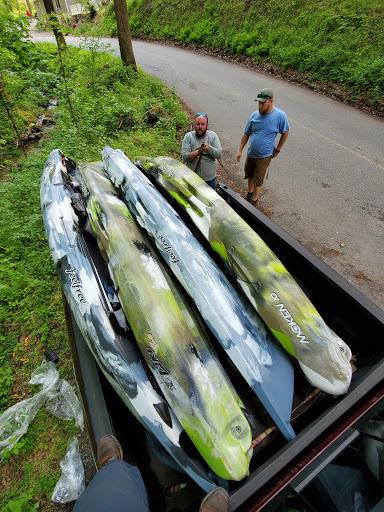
196, 112, 207, 117
257, 93, 272, 99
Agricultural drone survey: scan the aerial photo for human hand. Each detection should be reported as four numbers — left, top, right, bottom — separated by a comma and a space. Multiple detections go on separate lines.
236, 151, 241, 162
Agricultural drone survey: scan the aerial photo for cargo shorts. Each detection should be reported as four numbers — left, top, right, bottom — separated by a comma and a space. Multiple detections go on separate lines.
244, 156, 272, 187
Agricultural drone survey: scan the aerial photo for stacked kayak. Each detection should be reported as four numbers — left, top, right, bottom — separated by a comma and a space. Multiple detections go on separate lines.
42, 146, 353, 492
102, 146, 296, 441
79, 162, 253, 481
41, 150, 234, 491
135, 156, 353, 396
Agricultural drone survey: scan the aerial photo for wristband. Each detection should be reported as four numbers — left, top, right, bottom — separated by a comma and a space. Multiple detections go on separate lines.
274, 148, 280, 153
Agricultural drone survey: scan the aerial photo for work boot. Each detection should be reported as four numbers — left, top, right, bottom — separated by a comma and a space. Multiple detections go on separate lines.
244, 192, 252, 202
97, 434, 123, 468
200, 487, 229, 512
250, 199, 258, 207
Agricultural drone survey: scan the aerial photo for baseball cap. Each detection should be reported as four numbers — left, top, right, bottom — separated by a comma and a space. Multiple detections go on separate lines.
256, 88, 274, 102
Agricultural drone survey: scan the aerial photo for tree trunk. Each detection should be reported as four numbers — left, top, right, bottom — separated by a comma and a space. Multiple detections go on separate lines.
42, 0, 66, 49
114, 0, 137, 70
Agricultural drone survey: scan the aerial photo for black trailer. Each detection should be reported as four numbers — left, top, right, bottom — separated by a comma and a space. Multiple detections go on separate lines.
67, 184, 384, 512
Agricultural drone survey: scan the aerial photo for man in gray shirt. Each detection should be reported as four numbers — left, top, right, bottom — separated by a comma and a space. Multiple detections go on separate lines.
182, 112, 222, 190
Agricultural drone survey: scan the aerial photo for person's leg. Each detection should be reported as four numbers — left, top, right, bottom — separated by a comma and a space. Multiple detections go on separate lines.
73, 459, 149, 512
251, 156, 272, 204
244, 157, 256, 200
251, 185, 262, 201
73, 435, 149, 512
247, 178, 254, 195
205, 177, 216, 190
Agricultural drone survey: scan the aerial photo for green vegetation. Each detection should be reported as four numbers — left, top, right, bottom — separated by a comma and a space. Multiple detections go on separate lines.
0, 15, 188, 510
1, 0, 382, 507
94, 0, 384, 112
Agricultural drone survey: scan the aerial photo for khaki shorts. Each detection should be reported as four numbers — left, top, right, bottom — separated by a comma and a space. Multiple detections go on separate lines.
244, 156, 272, 187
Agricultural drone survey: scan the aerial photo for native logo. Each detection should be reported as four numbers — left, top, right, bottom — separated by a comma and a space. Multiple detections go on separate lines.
271, 293, 309, 344
147, 333, 157, 347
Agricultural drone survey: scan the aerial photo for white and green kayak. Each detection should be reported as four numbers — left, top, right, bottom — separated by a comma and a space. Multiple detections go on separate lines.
79, 162, 253, 481
102, 146, 297, 442
135, 156, 353, 396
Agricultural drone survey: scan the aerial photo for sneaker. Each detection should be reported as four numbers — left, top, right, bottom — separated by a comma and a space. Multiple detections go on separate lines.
250, 199, 258, 207
200, 487, 229, 512
97, 434, 123, 468
244, 192, 252, 202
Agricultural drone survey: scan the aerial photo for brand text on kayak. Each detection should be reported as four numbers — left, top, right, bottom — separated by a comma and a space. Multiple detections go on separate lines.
65, 268, 87, 304
158, 234, 180, 263
270, 293, 309, 344
146, 347, 171, 375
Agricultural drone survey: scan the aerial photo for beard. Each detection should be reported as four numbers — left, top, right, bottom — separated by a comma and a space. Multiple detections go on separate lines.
195, 128, 207, 138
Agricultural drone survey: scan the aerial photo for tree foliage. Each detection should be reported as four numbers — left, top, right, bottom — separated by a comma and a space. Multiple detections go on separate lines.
121, 0, 383, 109
0, 11, 35, 68
0, 12, 46, 144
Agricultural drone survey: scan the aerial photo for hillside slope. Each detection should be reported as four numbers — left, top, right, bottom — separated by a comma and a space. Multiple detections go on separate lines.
100, 0, 384, 115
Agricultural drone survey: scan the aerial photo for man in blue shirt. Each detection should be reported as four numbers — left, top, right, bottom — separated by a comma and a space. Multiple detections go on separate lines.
237, 88, 290, 207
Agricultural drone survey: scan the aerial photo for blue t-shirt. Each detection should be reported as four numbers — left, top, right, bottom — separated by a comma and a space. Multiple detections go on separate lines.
244, 107, 290, 158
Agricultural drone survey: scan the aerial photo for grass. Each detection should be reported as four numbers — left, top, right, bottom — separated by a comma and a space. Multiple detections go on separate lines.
0, 37, 189, 510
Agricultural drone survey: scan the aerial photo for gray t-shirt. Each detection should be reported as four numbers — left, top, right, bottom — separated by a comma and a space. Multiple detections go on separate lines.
181, 130, 222, 182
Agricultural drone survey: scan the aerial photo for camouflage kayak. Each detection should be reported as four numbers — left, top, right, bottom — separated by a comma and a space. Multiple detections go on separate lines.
40, 149, 234, 491
79, 161, 253, 481
135, 156, 353, 396
102, 146, 296, 441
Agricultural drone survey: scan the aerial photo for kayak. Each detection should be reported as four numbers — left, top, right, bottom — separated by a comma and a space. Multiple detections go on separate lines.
102, 146, 296, 442
135, 156, 353, 396
79, 161, 253, 481
40, 149, 231, 492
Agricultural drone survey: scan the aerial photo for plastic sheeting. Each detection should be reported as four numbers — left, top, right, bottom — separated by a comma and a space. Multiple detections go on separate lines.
0, 360, 85, 502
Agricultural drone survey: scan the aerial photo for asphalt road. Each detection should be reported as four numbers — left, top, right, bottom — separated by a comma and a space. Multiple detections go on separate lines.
32, 34, 384, 310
